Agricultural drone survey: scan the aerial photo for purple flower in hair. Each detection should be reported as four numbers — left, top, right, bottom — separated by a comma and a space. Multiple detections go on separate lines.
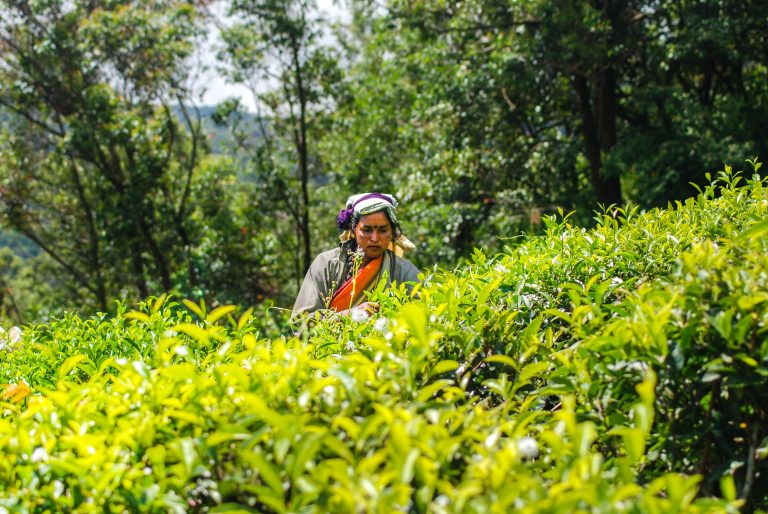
337, 208, 354, 229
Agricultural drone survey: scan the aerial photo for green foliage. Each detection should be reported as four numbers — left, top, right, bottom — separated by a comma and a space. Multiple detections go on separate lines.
218, 0, 345, 281
323, 0, 768, 268
4, 0, 768, 324
0, 2, 297, 319
0, 0, 208, 314
2, 165, 766, 511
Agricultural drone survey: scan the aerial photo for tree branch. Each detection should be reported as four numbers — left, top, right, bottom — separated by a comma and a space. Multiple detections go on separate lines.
16, 226, 98, 297
173, 96, 200, 221
0, 97, 65, 137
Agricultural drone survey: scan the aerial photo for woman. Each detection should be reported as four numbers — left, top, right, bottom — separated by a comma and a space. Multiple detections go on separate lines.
292, 193, 420, 319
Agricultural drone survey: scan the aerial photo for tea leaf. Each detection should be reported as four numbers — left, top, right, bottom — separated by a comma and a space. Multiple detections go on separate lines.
237, 307, 254, 330
174, 323, 210, 345
430, 360, 459, 376
207, 305, 238, 324
738, 218, 768, 241
183, 299, 205, 319
485, 354, 517, 370
125, 311, 151, 323
58, 354, 86, 379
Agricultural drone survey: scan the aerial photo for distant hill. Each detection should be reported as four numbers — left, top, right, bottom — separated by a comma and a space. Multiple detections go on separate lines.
0, 230, 39, 259
175, 104, 265, 155
1, 103, 262, 156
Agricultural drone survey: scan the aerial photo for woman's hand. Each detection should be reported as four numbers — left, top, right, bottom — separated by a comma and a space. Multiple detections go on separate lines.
340, 302, 380, 319
357, 302, 380, 315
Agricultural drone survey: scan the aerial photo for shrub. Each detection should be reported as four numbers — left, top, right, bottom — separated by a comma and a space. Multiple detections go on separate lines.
2, 162, 765, 512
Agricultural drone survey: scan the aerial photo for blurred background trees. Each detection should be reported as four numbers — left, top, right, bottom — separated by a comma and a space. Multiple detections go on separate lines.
0, 0, 208, 318
1, 0, 766, 322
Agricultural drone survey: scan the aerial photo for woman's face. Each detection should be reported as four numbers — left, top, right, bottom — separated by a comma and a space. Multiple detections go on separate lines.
354, 211, 393, 260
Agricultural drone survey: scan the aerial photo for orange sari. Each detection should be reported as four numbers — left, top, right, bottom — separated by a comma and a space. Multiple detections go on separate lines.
328, 256, 383, 311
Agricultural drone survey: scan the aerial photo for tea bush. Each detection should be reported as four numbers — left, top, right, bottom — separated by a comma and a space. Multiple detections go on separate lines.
1, 163, 766, 512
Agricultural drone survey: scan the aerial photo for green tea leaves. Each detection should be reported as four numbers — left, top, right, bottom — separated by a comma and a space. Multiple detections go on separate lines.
4, 170, 768, 511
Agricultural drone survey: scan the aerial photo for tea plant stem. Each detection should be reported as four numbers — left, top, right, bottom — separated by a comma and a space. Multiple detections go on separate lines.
741, 425, 758, 502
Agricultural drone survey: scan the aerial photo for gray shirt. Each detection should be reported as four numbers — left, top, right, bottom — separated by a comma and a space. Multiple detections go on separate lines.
292, 247, 420, 316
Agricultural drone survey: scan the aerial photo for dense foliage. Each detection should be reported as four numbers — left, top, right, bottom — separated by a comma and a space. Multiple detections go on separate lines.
2, 0, 767, 321
1, 168, 766, 512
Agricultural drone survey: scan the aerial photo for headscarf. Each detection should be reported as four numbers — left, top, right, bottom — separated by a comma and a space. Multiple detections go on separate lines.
337, 192, 415, 254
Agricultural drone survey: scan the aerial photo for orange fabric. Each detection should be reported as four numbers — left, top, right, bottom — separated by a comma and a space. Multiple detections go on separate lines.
328, 256, 383, 311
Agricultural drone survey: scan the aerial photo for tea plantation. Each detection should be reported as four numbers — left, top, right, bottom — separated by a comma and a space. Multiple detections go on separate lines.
2, 166, 767, 513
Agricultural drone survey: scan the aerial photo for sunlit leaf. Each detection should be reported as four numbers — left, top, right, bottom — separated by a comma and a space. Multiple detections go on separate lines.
125, 311, 151, 323
207, 305, 237, 324
430, 360, 459, 376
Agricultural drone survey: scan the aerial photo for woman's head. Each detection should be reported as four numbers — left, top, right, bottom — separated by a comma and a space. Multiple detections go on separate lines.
337, 192, 413, 258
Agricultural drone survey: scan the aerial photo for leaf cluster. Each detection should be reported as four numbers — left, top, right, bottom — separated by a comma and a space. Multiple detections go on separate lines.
2, 163, 767, 511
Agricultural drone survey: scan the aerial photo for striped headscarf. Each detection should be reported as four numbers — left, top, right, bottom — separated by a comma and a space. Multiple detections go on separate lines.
337, 193, 398, 230
337, 192, 414, 253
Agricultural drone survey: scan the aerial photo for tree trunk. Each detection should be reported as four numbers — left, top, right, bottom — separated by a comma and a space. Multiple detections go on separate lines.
70, 161, 108, 311
573, 71, 623, 207
129, 238, 150, 299
137, 216, 172, 292
596, 65, 622, 206
171, 102, 200, 287
291, 39, 312, 275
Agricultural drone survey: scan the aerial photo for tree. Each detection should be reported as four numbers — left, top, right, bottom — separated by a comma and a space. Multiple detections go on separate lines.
324, 0, 768, 265
613, 0, 768, 206
0, 0, 206, 312
218, 0, 342, 279
322, 0, 581, 268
